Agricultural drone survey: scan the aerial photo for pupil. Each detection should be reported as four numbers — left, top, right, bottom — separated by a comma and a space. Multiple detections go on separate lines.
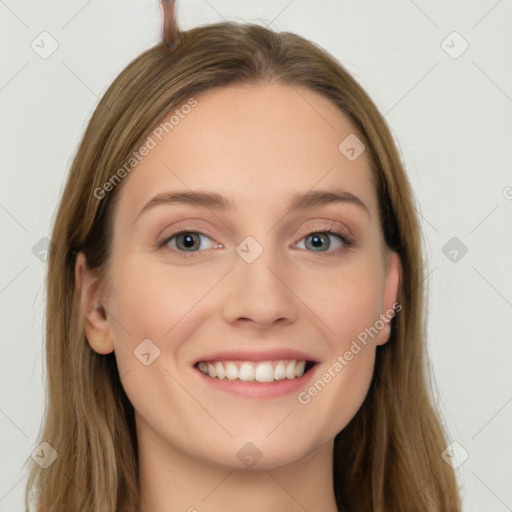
181, 233, 197, 249
309, 233, 328, 251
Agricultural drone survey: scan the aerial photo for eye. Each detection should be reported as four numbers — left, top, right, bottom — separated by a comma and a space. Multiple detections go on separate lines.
295, 229, 354, 253
157, 225, 355, 257
158, 230, 219, 255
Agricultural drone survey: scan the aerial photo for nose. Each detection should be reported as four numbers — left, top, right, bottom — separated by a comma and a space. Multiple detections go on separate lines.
221, 243, 299, 329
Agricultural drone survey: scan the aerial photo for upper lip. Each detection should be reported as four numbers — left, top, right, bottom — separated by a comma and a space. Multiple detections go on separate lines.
193, 348, 320, 365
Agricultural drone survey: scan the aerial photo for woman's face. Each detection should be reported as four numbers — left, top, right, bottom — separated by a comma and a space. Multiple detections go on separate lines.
79, 82, 400, 469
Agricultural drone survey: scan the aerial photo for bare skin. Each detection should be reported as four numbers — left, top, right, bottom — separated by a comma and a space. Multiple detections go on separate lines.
76, 82, 401, 512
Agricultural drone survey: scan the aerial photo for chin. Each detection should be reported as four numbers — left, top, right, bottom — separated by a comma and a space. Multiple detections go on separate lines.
201, 434, 325, 471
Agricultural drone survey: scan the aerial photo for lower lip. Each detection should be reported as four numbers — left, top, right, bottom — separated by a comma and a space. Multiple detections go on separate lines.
194, 364, 318, 398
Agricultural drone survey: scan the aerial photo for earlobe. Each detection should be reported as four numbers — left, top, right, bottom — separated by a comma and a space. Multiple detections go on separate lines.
75, 252, 114, 354
376, 251, 402, 346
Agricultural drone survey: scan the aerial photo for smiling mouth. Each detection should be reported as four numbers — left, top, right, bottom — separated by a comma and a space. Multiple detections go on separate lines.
195, 359, 316, 383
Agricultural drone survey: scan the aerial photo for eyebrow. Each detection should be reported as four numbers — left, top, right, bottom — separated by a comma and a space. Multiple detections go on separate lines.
136, 188, 370, 220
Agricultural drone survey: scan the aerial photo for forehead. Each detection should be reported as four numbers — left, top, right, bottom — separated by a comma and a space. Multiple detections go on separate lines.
115, 82, 377, 222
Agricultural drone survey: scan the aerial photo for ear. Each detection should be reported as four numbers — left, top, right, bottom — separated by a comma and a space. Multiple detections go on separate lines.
75, 252, 114, 354
375, 251, 402, 347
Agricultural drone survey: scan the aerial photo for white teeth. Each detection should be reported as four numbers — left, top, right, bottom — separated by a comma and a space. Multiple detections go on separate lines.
197, 359, 310, 382
295, 360, 306, 377
207, 363, 217, 378
215, 362, 226, 380
254, 362, 275, 383
285, 361, 296, 379
239, 362, 255, 381
225, 361, 238, 380
274, 361, 286, 380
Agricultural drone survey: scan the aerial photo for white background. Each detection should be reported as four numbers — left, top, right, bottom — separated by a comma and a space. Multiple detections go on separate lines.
1, 1, 511, 510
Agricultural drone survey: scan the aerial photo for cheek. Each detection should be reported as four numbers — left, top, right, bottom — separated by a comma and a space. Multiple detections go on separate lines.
299, 326, 378, 443
312, 348, 376, 440
104, 259, 218, 433
292, 259, 383, 435
105, 257, 224, 383
295, 258, 384, 346
107, 258, 218, 338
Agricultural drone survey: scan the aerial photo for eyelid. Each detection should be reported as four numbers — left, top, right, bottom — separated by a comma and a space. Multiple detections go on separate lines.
293, 220, 353, 244
157, 221, 219, 244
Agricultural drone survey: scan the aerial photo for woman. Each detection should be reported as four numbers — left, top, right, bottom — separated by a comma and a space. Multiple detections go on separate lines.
25, 20, 461, 512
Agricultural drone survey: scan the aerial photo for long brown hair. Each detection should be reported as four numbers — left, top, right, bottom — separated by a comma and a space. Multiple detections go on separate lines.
24, 21, 461, 512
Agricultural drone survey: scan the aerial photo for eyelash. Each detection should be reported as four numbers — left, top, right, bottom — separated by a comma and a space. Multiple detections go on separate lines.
156, 226, 356, 259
